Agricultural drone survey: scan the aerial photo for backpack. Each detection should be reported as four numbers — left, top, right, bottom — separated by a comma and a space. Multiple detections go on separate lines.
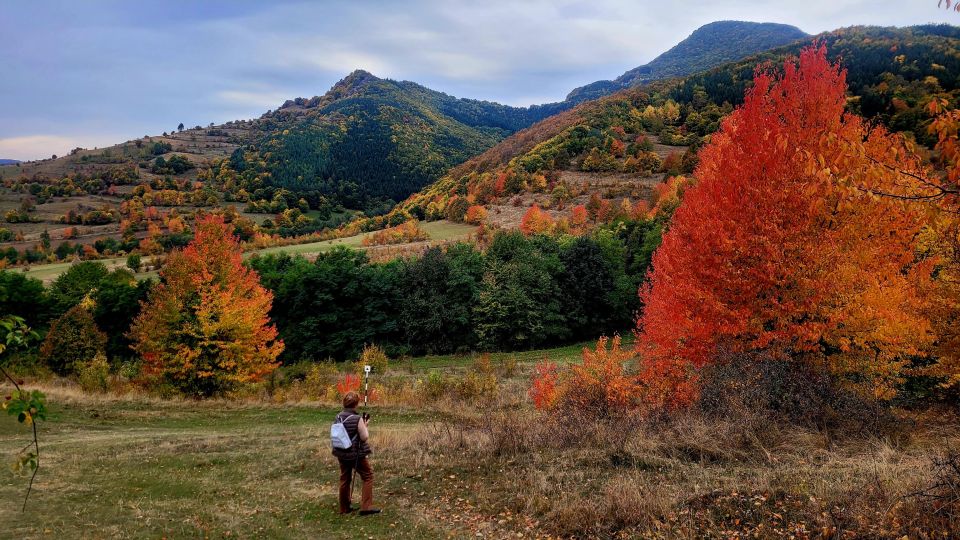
330, 414, 358, 450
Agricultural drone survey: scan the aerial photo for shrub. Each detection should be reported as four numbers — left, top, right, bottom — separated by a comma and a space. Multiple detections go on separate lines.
78, 353, 111, 393
464, 205, 488, 225
456, 355, 498, 400
519, 205, 554, 235
38, 305, 107, 376
420, 371, 452, 402
697, 348, 895, 439
126, 254, 141, 273
530, 336, 640, 416
529, 361, 560, 409
269, 361, 340, 402
118, 360, 142, 380
336, 373, 362, 398
497, 355, 518, 378
358, 343, 389, 375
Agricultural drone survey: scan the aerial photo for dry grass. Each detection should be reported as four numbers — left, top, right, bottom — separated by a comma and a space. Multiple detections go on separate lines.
420, 405, 960, 538
3, 356, 960, 538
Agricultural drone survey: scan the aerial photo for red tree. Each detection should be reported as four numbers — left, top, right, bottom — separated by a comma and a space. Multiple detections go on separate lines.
637, 45, 936, 406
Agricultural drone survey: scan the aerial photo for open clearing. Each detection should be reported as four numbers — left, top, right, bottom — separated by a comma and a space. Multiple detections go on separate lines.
16, 220, 476, 282
0, 393, 449, 538
2, 337, 959, 538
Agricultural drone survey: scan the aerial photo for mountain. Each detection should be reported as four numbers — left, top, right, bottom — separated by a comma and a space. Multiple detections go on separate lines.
0, 159, 20, 165
219, 70, 569, 216
566, 21, 809, 103
0, 20, 809, 235
381, 24, 960, 231
0, 69, 573, 243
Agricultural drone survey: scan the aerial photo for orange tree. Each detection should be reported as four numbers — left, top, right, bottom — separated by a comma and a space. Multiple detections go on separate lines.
637, 45, 944, 407
519, 204, 555, 235
130, 215, 282, 397
913, 100, 960, 388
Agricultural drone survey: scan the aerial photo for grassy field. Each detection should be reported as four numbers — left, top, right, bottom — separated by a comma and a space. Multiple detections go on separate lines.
2, 345, 959, 538
254, 221, 475, 256
0, 393, 450, 538
17, 220, 476, 282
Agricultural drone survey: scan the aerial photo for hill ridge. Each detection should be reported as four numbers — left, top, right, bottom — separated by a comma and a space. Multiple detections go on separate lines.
566, 20, 809, 103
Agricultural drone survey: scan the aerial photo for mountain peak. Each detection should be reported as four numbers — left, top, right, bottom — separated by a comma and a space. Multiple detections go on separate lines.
327, 69, 382, 98
566, 20, 809, 102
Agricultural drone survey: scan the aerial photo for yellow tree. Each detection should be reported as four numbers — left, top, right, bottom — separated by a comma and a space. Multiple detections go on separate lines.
130, 215, 282, 397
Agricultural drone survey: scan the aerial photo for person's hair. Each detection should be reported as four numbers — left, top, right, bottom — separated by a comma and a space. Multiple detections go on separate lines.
343, 391, 360, 409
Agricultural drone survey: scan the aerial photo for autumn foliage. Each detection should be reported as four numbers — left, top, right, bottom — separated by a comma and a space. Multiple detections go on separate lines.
336, 373, 362, 397
531, 336, 639, 412
529, 361, 559, 410
519, 205, 555, 235
130, 215, 282, 397
361, 220, 429, 246
637, 45, 944, 406
464, 205, 488, 225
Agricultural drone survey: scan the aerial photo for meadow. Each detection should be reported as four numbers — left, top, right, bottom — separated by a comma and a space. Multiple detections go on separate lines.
16, 220, 476, 282
3, 345, 958, 539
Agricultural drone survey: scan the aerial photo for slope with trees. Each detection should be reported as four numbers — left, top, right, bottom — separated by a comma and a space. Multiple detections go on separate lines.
380, 24, 960, 237
566, 20, 809, 103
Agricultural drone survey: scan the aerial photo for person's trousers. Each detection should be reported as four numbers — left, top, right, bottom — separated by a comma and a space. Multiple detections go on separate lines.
338, 456, 373, 513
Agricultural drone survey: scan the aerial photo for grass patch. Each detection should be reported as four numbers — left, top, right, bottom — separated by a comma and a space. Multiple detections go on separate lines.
255, 220, 474, 257
407, 334, 634, 370
0, 396, 444, 538
18, 221, 476, 281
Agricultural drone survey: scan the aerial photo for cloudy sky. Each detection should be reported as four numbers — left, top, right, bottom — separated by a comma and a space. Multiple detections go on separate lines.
0, 0, 954, 160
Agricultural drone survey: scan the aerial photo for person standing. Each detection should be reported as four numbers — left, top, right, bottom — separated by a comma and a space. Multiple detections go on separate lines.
332, 391, 381, 515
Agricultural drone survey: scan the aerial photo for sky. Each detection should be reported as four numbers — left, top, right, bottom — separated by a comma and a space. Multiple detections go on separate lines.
0, 0, 955, 161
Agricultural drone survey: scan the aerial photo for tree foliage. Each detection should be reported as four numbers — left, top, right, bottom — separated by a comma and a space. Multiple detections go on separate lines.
39, 305, 107, 376
130, 215, 282, 397
638, 46, 942, 406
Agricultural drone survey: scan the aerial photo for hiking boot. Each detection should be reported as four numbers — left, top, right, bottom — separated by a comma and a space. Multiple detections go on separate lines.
359, 509, 381, 516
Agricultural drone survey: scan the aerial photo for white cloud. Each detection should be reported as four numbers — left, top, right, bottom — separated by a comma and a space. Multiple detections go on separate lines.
216, 89, 294, 109
0, 134, 120, 161
1, 0, 956, 148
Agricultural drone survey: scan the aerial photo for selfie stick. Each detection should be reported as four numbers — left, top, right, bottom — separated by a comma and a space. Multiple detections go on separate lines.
363, 365, 371, 407
352, 365, 372, 507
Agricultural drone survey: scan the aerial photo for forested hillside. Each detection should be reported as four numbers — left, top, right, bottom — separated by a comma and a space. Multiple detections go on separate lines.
566, 20, 809, 102
382, 24, 960, 234
0, 71, 569, 260
217, 70, 568, 218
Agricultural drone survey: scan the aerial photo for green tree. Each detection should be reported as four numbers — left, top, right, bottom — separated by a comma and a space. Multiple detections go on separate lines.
399, 244, 483, 354
474, 232, 566, 350
38, 305, 107, 376
49, 261, 109, 315
91, 270, 151, 363
126, 254, 142, 273
250, 248, 401, 361
559, 236, 618, 338
0, 271, 52, 332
